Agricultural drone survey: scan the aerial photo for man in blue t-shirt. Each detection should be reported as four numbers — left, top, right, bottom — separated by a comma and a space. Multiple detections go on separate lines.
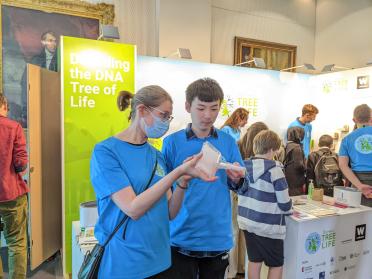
288, 104, 319, 158
162, 78, 245, 279
339, 104, 372, 207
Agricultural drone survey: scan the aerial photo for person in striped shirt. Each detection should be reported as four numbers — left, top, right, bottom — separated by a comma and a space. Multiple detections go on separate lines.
237, 130, 292, 279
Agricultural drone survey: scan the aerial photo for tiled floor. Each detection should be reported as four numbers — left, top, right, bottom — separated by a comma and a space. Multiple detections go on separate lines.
0, 248, 63, 278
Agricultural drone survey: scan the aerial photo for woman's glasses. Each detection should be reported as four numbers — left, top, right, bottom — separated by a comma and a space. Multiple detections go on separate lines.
147, 106, 174, 122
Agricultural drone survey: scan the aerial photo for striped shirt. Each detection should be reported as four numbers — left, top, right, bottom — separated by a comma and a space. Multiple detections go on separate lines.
237, 158, 292, 240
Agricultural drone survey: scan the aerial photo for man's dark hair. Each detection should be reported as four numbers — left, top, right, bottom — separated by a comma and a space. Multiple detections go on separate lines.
41, 31, 57, 41
186, 78, 224, 105
0, 93, 7, 107
318, 134, 333, 148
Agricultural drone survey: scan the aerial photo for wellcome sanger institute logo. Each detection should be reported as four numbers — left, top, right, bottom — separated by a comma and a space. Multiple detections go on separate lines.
305, 232, 321, 254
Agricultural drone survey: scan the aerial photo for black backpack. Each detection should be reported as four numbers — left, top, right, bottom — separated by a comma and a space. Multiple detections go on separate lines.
314, 150, 342, 188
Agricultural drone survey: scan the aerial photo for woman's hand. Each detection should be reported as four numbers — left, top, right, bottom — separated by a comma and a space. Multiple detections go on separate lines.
179, 153, 217, 182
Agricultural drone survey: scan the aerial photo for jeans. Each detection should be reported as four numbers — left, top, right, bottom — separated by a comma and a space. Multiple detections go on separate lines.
0, 194, 28, 279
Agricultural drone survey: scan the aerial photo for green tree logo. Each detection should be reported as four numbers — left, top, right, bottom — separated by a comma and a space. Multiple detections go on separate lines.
355, 135, 372, 154
305, 232, 321, 254
221, 96, 234, 117
221, 101, 230, 117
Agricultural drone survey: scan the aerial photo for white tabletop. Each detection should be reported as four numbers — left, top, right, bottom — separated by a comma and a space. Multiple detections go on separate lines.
290, 195, 372, 222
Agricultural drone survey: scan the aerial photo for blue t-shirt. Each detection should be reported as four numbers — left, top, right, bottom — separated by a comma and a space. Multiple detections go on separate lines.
220, 125, 241, 142
162, 127, 243, 251
339, 126, 372, 172
288, 118, 312, 157
90, 137, 170, 279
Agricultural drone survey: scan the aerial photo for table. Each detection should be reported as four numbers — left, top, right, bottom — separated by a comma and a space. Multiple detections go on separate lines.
283, 196, 372, 279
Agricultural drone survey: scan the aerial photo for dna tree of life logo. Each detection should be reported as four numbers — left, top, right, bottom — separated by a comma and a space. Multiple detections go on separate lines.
305, 232, 321, 254
355, 135, 372, 154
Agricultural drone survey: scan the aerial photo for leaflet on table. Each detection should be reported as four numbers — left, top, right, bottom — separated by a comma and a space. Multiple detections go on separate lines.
293, 203, 338, 217
292, 210, 317, 220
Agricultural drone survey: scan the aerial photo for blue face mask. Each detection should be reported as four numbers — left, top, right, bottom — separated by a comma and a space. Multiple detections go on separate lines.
142, 112, 170, 139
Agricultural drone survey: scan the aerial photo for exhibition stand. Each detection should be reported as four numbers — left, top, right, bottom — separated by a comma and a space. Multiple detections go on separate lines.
71, 196, 372, 279
242, 196, 372, 279
55, 37, 372, 276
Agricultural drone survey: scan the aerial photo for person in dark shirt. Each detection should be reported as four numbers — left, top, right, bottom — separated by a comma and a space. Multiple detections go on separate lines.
20, 31, 59, 127
284, 126, 306, 196
31, 31, 58, 71
306, 135, 343, 196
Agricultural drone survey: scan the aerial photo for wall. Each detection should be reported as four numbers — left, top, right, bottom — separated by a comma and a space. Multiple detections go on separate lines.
315, 0, 372, 70
211, 0, 316, 66
86, 0, 317, 67
82, 0, 158, 56
137, 56, 372, 150
137, 56, 315, 138
111, 0, 212, 62
91, 0, 372, 69
114, 0, 159, 56
158, 0, 211, 62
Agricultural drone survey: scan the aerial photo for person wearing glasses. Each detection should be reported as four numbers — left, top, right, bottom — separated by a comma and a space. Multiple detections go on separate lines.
90, 86, 215, 278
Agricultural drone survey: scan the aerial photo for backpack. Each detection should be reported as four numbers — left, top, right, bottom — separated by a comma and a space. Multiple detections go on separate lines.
283, 142, 300, 168
314, 150, 342, 188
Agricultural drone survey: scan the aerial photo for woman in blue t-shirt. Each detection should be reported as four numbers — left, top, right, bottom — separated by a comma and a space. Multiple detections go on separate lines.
90, 86, 215, 279
220, 108, 249, 142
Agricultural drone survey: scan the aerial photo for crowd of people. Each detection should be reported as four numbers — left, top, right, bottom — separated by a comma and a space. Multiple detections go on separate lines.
0, 74, 371, 279
89, 77, 372, 279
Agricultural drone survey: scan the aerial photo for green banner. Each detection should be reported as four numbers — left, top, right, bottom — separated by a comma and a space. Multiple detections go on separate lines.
61, 36, 136, 273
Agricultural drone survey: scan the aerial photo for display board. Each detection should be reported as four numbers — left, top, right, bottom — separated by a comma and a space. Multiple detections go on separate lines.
137, 56, 372, 148
60, 36, 136, 273
137, 56, 315, 140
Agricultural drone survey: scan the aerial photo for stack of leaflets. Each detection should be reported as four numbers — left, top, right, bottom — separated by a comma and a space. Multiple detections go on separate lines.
78, 226, 98, 246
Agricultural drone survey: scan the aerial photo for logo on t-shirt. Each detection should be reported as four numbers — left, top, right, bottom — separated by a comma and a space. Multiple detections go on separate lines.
155, 164, 166, 177
354, 135, 372, 154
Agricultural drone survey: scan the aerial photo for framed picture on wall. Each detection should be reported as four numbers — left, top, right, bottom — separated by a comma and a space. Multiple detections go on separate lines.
0, 0, 114, 127
234, 36, 297, 72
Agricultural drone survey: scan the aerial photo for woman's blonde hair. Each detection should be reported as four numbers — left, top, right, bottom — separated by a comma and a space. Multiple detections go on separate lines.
221, 108, 249, 130
117, 85, 172, 120
253, 130, 281, 155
